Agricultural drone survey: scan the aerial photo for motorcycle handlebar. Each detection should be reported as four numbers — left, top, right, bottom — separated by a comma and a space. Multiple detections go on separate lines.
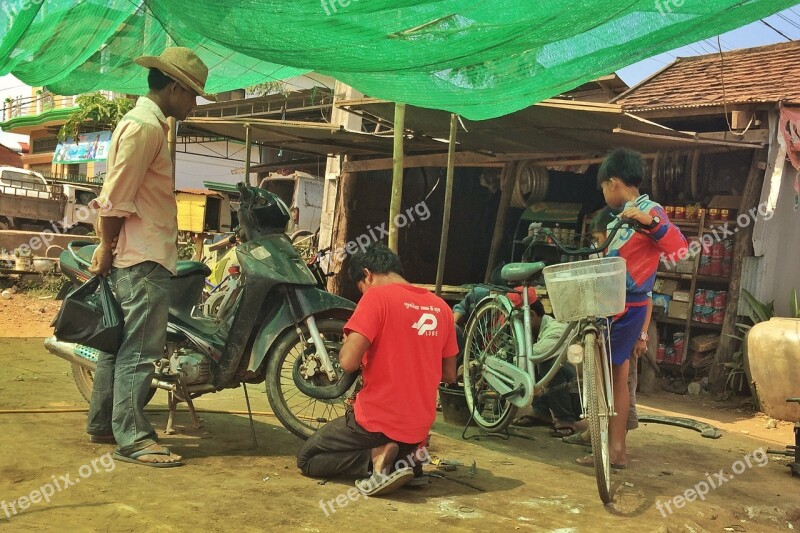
208, 234, 236, 252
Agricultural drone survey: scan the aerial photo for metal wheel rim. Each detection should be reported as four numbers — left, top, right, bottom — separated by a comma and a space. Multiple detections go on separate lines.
274, 330, 349, 432
463, 301, 517, 430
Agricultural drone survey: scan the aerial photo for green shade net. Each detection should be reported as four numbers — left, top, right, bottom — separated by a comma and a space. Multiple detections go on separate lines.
0, 0, 795, 120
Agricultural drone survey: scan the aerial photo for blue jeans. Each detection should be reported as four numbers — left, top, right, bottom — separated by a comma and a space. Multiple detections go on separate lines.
86, 261, 170, 455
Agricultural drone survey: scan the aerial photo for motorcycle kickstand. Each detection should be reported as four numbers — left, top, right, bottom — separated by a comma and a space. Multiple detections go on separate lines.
242, 382, 258, 449
165, 390, 178, 435
177, 378, 203, 430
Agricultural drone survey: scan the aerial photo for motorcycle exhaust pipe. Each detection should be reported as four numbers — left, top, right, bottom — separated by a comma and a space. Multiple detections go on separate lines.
44, 336, 100, 371
44, 337, 215, 394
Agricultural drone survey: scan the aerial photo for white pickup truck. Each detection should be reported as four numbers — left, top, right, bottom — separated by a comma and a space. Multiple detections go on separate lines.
0, 167, 98, 234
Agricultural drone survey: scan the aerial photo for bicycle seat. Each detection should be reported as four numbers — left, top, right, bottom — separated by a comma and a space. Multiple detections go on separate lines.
501, 262, 545, 282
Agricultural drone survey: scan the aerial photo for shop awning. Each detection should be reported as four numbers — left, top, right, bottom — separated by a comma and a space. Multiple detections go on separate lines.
180, 117, 443, 157
339, 99, 765, 157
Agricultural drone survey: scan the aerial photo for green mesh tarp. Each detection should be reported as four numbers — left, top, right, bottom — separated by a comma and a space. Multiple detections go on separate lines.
0, 1, 796, 120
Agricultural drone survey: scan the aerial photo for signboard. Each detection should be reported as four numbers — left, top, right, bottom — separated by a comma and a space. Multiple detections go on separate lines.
53, 131, 111, 164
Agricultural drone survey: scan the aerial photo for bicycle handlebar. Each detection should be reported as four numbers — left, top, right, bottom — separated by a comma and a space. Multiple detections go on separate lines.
521, 217, 645, 258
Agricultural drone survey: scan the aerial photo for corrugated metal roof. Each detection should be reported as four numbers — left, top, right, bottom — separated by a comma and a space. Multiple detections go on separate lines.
615, 41, 800, 112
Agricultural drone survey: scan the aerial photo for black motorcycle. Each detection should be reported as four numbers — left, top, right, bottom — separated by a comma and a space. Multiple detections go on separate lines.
45, 182, 357, 439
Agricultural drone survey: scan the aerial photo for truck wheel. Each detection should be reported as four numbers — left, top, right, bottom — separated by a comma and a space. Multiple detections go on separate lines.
68, 225, 92, 236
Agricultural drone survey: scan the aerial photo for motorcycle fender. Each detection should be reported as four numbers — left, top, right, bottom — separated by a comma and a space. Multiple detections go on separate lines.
247, 287, 355, 374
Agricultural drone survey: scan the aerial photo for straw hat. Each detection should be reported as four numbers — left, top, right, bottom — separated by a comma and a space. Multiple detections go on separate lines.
135, 47, 216, 101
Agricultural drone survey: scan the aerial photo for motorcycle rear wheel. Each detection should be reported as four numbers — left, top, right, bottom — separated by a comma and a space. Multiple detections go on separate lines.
71, 363, 157, 405
266, 317, 351, 440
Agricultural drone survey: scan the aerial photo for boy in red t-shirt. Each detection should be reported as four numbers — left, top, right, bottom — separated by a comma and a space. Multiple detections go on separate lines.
297, 243, 458, 496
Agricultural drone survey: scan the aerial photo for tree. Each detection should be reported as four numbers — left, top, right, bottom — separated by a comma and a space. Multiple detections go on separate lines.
58, 93, 135, 142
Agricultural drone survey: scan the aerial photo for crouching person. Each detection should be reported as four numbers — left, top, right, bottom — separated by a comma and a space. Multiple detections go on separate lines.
297, 243, 458, 496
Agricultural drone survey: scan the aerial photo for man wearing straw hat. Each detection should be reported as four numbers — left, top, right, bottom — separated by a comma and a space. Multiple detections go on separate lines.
87, 47, 215, 467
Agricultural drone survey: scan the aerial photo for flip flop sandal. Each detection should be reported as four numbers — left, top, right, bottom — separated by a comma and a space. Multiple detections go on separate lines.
89, 435, 116, 444
549, 426, 576, 438
575, 455, 627, 470
512, 415, 553, 428
356, 467, 414, 496
113, 448, 184, 468
562, 431, 591, 447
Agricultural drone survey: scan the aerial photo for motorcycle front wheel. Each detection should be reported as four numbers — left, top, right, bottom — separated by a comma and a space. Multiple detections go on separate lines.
266, 317, 351, 440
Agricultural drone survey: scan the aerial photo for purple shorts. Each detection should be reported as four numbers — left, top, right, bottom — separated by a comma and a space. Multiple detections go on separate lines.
609, 305, 648, 366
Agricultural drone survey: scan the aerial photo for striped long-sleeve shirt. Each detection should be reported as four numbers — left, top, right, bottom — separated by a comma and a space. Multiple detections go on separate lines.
606, 194, 687, 306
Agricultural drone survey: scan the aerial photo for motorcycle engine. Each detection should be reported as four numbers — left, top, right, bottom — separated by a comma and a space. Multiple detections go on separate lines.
168, 349, 211, 385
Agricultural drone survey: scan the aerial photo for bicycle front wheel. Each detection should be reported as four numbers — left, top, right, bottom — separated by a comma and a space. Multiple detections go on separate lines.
584, 330, 612, 504
462, 299, 519, 432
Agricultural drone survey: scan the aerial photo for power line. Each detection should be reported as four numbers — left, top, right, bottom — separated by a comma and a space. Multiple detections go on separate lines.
775, 12, 800, 33
760, 19, 792, 41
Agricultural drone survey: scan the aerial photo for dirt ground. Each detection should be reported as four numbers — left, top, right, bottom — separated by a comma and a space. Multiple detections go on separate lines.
1, 292, 799, 532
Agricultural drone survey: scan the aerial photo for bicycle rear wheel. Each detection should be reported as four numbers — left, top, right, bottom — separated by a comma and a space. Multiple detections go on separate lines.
584, 330, 612, 504
462, 299, 519, 432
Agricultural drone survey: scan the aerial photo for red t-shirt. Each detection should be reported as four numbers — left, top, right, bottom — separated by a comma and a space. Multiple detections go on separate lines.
345, 283, 458, 444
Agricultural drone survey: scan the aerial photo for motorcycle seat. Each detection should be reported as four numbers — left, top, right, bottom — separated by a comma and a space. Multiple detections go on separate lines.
175, 261, 211, 278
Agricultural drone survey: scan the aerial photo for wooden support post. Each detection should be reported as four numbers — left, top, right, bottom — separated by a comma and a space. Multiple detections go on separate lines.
484, 162, 516, 283
388, 103, 405, 253
435, 114, 458, 296
243, 123, 252, 186
329, 167, 357, 295
711, 147, 768, 392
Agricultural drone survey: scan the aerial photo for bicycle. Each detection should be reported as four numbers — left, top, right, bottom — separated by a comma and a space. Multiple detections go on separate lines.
462, 218, 639, 504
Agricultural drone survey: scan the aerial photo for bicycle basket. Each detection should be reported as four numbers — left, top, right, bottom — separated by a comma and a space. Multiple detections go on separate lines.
542, 257, 626, 322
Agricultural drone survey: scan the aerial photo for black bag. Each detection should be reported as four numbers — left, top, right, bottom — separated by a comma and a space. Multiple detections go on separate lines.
52, 275, 124, 353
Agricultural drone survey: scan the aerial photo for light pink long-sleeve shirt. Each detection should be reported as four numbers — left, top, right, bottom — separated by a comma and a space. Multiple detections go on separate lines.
94, 97, 178, 275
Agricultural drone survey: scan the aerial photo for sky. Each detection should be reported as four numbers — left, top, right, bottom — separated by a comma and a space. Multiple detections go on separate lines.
2, 6, 800, 148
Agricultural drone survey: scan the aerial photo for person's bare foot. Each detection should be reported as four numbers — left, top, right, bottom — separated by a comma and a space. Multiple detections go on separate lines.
127, 443, 182, 464
371, 442, 399, 475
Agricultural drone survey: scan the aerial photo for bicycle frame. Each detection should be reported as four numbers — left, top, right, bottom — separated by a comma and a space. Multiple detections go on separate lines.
474, 282, 615, 419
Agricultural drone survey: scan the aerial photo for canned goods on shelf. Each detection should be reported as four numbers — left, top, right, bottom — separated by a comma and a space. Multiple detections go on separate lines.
657, 343, 667, 362
714, 291, 727, 309
710, 257, 722, 276
694, 289, 706, 305
675, 206, 686, 219
708, 208, 720, 220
